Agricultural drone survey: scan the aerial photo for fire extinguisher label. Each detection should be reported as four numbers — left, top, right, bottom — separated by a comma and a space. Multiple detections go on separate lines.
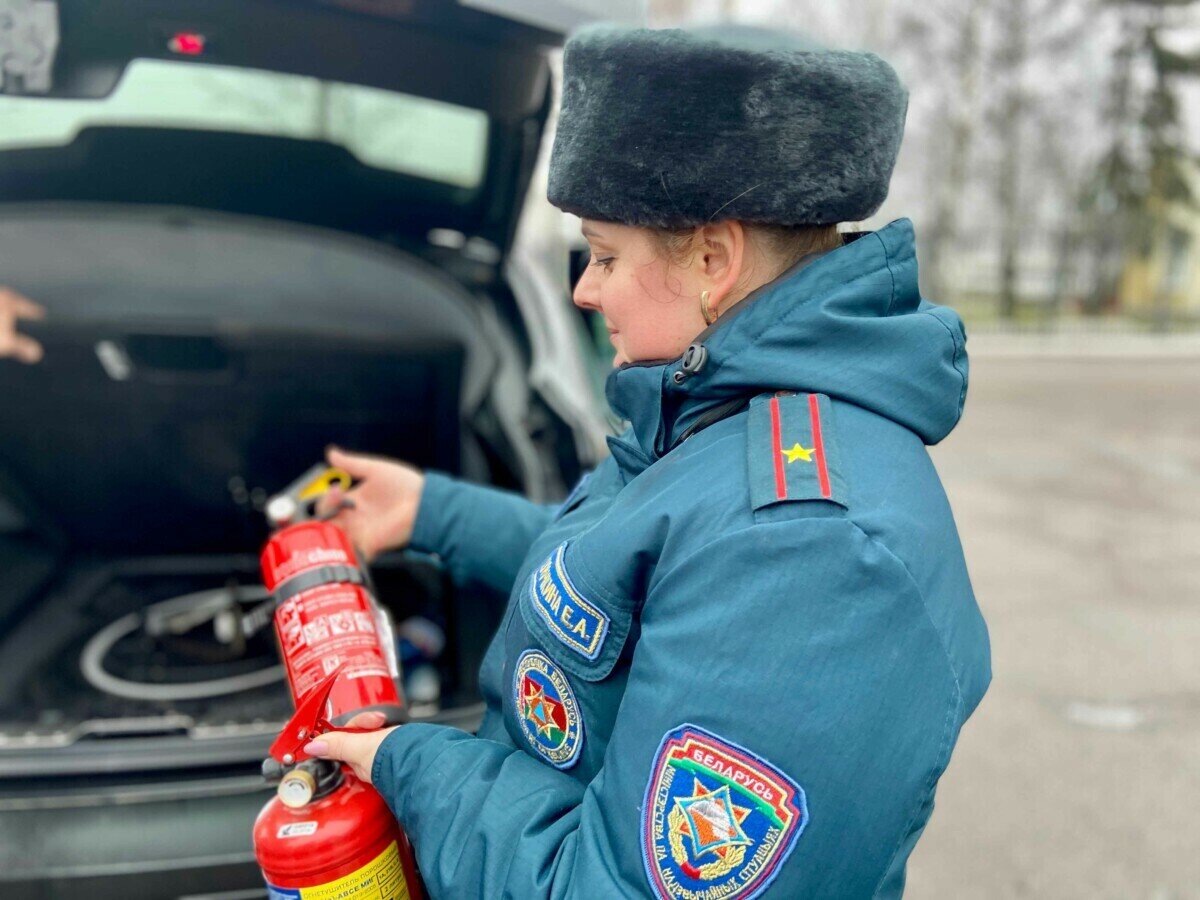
276, 821, 319, 838
265, 839, 408, 899
276, 586, 393, 701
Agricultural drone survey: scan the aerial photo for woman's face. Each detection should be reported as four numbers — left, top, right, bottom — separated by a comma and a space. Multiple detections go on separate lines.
573, 220, 711, 366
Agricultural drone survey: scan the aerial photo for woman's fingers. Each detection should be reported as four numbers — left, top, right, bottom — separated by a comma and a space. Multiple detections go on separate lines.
316, 447, 421, 558
302, 726, 397, 784
326, 446, 388, 480
309, 480, 377, 559
313, 483, 349, 518
343, 710, 388, 729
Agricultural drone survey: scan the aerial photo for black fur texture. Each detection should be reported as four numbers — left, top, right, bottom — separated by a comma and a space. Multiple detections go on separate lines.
547, 23, 909, 227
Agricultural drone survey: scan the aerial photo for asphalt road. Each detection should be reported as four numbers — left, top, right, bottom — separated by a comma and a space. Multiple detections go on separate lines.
906, 357, 1200, 899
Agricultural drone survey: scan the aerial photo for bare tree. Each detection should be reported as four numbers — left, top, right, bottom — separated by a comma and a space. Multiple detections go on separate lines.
993, 0, 1030, 319
899, 0, 989, 304
1033, 105, 1089, 323
981, 0, 1101, 319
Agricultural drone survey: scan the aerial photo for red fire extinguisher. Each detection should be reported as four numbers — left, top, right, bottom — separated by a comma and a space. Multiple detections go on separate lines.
252, 466, 426, 900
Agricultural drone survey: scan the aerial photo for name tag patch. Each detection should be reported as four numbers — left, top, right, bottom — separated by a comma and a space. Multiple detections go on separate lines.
528, 543, 609, 661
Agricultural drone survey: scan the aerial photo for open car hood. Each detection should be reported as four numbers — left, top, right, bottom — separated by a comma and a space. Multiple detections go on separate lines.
0, 0, 640, 255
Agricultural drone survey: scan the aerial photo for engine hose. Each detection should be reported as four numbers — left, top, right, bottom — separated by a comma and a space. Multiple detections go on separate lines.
80, 586, 286, 702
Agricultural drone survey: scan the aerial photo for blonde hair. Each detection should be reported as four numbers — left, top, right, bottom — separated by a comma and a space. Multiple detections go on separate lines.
647, 222, 843, 282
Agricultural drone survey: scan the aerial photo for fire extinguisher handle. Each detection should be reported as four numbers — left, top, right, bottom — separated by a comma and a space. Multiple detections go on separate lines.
267, 663, 398, 765
268, 666, 343, 763
266, 465, 354, 527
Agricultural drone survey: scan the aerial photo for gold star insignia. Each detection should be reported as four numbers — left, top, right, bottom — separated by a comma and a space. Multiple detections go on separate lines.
781, 442, 813, 464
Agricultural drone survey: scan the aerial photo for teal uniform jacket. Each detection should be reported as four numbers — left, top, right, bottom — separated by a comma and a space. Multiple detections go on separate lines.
372, 218, 991, 899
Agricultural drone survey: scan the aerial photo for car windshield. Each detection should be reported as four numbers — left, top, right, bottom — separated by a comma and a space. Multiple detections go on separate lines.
0, 58, 490, 189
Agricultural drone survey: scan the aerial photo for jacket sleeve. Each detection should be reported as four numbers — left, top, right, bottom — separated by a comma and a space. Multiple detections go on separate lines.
407, 471, 556, 597
371, 518, 968, 899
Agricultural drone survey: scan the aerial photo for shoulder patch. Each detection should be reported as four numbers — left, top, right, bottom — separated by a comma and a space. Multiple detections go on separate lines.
641, 724, 808, 900
747, 392, 848, 510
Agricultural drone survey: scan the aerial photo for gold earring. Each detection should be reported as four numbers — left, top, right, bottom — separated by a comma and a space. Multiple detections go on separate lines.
700, 290, 717, 325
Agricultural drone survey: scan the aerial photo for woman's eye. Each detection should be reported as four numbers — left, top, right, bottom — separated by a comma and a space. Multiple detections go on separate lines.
590, 256, 615, 271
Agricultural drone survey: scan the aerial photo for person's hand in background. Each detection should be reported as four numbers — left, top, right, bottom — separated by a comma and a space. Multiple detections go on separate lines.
0, 287, 45, 363
317, 447, 426, 562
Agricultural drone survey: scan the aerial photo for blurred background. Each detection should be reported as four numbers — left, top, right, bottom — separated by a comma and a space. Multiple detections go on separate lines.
604, 1, 1200, 897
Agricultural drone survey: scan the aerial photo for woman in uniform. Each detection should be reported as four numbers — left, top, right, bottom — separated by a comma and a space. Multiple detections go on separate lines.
307, 22, 991, 899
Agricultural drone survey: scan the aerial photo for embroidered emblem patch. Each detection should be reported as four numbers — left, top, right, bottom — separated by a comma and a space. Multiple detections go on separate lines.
513, 649, 584, 769
528, 543, 609, 660
748, 392, 848, 510
641, 724, 807, 900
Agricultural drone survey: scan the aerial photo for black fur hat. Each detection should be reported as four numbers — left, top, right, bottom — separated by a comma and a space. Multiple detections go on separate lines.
547, 23, 909, 227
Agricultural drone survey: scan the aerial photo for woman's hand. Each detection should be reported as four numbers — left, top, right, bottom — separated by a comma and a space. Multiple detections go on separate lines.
303, 710, 397, 785
318, 446, 425, 562
0, 287, 45, 363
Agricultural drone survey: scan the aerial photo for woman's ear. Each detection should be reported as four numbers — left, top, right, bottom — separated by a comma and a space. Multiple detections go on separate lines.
698, 220, 747, 315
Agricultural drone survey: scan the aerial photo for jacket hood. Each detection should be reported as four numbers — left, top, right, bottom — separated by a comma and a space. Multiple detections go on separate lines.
604, 218, 968, 472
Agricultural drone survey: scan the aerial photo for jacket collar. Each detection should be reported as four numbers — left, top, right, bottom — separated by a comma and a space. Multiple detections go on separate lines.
602, 240, 843, 477
601, 218, 968, 480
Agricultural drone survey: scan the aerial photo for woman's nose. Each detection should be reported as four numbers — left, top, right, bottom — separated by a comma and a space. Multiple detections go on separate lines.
573, 266, 601, 311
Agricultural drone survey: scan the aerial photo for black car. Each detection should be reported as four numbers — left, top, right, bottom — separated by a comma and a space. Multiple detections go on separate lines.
0, 1, 632, 896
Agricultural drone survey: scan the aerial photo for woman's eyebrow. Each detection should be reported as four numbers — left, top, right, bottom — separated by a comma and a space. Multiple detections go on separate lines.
581, 228, 614, 250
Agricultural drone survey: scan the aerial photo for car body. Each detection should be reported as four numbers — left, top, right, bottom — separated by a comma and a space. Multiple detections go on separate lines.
0, 1, 637, 895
